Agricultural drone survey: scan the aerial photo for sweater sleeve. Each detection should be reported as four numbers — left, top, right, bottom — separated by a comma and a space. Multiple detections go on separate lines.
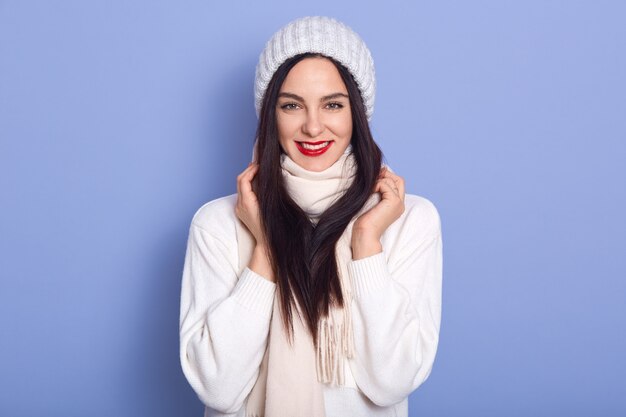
179, 222, 276, 413
346, 201, 443, 407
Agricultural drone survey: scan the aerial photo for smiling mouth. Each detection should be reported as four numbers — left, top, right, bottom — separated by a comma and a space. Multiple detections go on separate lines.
295, 140, 333, 156
297, 140, 332, 150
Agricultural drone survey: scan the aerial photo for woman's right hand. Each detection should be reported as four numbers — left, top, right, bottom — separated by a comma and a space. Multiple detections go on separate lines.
236, 162, 275, 282
236, 162, 265, 246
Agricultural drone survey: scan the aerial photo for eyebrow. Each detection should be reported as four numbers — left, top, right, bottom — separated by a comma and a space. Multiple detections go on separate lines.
277, 92, 349, 102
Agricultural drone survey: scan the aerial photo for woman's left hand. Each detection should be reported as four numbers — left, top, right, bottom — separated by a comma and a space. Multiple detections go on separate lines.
353, 166, 406, 243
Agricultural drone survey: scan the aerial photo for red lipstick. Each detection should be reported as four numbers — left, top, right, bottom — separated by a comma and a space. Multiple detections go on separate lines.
295, 140, 333, 156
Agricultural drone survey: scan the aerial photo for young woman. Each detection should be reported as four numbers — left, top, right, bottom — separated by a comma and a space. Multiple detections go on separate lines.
180, 16, 443, 417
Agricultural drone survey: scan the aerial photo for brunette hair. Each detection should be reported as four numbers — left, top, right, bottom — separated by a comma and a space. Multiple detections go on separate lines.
252, 52, 383, 346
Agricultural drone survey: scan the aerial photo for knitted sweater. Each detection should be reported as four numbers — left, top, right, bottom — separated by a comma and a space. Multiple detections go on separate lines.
179, 192, 443, 417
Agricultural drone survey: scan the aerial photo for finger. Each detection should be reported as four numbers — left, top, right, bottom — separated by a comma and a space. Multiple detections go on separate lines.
378, 179, 406, 217
237, 163, 256, 199
239, 162, 257, 179
382, 178, 399, 194
239, 166, 256, 197
381, 167, 396, 180
398, 178, 405, 202
247, 163, 259, 182
378, 178, 399, 199
381, 169, 398, 186
389, 173, 405, 200
382, 170, 405, 199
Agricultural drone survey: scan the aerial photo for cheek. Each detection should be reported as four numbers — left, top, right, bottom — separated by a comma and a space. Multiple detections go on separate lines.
331, 114, 353, 137
275, 118, 287, 145
276, 115, 298, 137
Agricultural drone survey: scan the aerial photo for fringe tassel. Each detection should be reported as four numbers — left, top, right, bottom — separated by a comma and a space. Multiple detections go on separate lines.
315, 243, 356, 386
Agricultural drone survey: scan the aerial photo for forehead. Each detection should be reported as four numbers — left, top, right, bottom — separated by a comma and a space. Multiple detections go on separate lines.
280, 57, 347, 95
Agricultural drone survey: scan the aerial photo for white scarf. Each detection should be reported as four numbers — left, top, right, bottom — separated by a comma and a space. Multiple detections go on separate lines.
238, 144, 382, 417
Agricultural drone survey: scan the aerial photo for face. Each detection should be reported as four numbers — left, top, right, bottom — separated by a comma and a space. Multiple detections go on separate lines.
276, 57, 353, 172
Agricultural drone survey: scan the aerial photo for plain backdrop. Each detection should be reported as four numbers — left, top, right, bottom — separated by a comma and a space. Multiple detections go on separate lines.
1, 1, 625, 416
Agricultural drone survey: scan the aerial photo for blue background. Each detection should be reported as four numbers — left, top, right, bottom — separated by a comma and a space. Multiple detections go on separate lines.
1, 1, 625, 416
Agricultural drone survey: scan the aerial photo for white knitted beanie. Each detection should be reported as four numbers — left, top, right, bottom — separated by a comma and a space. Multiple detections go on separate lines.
254, 16, 376, 121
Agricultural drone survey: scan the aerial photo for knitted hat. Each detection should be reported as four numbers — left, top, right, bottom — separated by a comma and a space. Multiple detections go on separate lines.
254, 16, 376, 121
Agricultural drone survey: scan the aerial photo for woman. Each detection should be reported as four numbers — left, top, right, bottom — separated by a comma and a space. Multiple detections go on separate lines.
180, 16, 443, 417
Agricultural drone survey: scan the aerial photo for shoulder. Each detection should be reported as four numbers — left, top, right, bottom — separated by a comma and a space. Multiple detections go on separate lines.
404, 193, 441, 229
188, 193, 238, 241
390, 193, 442, 241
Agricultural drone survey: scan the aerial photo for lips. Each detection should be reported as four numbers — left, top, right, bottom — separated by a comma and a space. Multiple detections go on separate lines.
299, 141, 328, 145
295, 140, 333, 156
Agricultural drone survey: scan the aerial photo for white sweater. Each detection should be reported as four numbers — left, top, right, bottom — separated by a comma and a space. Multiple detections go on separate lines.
179, 192, 443, 417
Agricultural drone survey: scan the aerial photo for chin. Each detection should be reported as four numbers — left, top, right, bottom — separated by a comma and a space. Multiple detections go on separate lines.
287, 142, 349, 171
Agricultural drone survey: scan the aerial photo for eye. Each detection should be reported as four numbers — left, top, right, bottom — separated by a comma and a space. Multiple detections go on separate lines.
280, 102, 300, 110
326, 102, 344, 110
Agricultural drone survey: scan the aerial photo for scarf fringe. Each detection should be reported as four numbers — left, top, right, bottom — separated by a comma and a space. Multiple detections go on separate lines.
315, 276, 355, 386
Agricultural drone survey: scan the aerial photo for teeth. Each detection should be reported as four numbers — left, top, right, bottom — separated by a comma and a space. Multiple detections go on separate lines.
300, 141, 330, 150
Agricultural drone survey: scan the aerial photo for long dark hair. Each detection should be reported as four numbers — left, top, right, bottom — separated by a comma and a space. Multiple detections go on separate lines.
252, 52, 383, 346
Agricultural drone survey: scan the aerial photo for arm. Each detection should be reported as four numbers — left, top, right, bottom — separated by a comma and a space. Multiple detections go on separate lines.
347, 202, 443, 407
179, 223, 276, 413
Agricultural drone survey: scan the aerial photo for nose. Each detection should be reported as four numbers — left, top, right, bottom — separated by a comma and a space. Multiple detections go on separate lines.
302, 109, 324, 138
